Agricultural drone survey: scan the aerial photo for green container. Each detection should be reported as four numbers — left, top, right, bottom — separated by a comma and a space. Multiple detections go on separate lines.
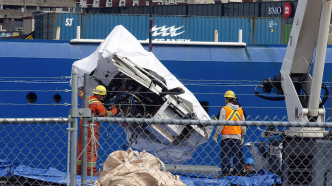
283, 25, 292, 44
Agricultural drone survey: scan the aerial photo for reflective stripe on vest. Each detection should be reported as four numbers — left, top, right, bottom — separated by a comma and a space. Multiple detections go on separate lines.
88, 98, 100, 105
222, 106, 243, 135
77, 160, 96, 167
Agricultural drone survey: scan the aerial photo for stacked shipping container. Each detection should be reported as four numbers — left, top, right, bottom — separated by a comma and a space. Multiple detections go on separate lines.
35, 13, 285, 44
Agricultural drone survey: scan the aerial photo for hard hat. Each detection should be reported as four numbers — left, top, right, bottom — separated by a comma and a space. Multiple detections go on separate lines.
245, 158, 254, 165
92, 85, 107, 95
224, 90, 236, 99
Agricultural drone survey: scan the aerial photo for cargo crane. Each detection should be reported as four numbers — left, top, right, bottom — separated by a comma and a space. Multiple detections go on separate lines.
254, 0, 332, 185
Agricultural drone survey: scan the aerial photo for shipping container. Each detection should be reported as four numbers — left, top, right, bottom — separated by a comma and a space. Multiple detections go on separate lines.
35, 13, 285, 44
260, 1, 297, 25
283, 24, 292, 44
254, 17, 283, 44
83, 14, 254, 43
35, 13, 83, 40
84, 1, 297, 23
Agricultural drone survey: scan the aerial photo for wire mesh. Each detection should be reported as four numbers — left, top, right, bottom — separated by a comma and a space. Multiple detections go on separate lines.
1, 75, 332, 186
85, 117, 332, 186
0, 119, 69, 186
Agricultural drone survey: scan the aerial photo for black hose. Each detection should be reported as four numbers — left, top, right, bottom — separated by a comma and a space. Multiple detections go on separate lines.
255, 85, 285, 101
319, 84, 329, 108
255, 83, 329, 104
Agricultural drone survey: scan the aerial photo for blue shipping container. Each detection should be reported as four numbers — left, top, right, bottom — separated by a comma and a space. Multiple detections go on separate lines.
254, 18, 283, 44
35, 13, 282, 44
83, 15, 254, 43
35, 13, 82, 40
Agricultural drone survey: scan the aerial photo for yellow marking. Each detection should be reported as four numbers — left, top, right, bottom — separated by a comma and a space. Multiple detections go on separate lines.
25, 35, 33, 39
152, 124, 174, 141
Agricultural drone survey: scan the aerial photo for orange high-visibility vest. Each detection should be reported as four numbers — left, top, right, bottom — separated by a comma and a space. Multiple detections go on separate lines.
222, 106, 243, 135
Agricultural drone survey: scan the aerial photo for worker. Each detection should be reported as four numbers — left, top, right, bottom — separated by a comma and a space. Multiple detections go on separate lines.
77, 85, 118, 176
234, 97, 247, 174
240, 158, 257, 176
213, 90, 246, 178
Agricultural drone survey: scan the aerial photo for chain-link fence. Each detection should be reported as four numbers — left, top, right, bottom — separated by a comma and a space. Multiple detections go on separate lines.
92, 117, 332, 186
0, 118, 70, 186
1, 72, 332, 186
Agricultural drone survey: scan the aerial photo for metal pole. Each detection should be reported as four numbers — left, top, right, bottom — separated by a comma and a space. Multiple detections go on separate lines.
77, 26, 81, 40
70, 69, 78, 186
308, 0, 332, 117
81, 73, 90, 186
214, 30, 218, 42
24, 0, 26, 17
0, 118, 68, 124
90, 117, 94, 180
56, 27, 61, 40
149, 0, 153, 52
238, 29, 243, 43
91, 117, 332, 128
67, 118, 71, 186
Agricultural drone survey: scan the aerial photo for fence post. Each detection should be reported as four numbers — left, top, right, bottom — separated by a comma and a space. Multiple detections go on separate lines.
81, 73, 90, 186
70, 69, 78, 186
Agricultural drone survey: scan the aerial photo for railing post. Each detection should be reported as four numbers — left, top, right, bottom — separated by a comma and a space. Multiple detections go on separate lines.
81, 73, 90, 185
77, 26, 81, 40
70, 69, 78, 186
238, 29, 243, 43
214, 30, 218, 42
56, 27, 61, 40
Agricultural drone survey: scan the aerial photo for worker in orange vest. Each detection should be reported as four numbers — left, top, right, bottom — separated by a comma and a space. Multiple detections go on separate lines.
213, 90, 246, 178
77, 85, 118, 176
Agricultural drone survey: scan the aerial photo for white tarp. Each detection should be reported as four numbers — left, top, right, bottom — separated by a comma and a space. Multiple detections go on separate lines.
71, 25, 212, 163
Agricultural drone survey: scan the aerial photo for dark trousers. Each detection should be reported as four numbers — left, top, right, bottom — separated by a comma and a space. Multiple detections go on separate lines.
220, 138, 241, 174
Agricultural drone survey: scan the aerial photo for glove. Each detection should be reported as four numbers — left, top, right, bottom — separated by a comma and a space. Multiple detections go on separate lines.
109, 105, 118, 116
213, 132, 219, 143
241, 135, 245, 145
78, 86, 84, 91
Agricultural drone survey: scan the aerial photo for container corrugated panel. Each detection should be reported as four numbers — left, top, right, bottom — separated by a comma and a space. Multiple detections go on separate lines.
223, 3, 259, 17
260, 2, 297, 25
155, 5, 187, 16
34, 15, 41, 39
83, 14, 148, 40
283, 25, 292, 44
187, 17, 253, 43
187, 4, 223, 16
41, 13, 54, 40
55, 13, 82, 40
254, 17, 283, 44
82, 14, 254, 43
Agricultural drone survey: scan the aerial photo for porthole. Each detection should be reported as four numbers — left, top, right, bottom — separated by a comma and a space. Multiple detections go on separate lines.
26, 92, 37, 104
53, 94, 62, 103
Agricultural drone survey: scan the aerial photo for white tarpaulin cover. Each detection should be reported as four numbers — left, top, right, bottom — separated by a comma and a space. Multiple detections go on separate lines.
71, 25, 212, 163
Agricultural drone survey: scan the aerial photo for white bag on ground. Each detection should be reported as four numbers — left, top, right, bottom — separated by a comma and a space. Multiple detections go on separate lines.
95, 148, 186, 186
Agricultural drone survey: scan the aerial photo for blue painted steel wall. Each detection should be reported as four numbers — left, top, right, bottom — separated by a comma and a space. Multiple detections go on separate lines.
1, 40, 332, 171
254, 18, 283, 44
